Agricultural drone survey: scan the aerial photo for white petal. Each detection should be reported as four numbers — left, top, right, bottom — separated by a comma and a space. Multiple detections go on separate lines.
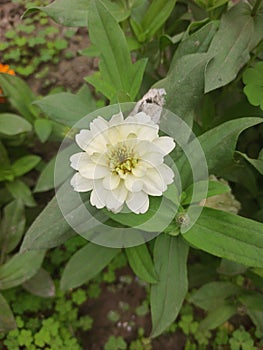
153, 136, 176, 155
70, 152, 90, 171
103, 173, 120, 190
70, 173, 93, 192
126, 191, 149, 214
143, 168, 166, 195
124, 174, 143, 192
76, 129, 92, 151
106, 182, 128, 213
109, 111, 124, 126
157, 164, 174, 185
90, 116, 109, 134
90, 182, 108, 209
132, 164, 147, 177
142, 152, 164, 167
79, 162, 109, 179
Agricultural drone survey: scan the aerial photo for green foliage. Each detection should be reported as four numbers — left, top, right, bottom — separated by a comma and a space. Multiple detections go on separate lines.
243, 62, 263, 110
104, 336, 127, 350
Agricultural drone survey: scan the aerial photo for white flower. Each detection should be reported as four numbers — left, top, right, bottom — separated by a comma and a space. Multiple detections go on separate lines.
70, 111, 175, 214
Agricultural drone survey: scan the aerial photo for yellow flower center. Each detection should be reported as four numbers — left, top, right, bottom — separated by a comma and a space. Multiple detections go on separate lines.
107, 144, 138, 177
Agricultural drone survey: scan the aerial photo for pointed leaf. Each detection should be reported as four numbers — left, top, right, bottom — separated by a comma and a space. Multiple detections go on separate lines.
23, 268, 55, 297
0, 293, 16, 332
0, 113, 32, 136
0, 199, 25, 254
126, 244, 158, 284
205, 3, 254, 92
0, 250, 45, 290
150, 235, 189, 337
11, 155, 41, 178
183, 207, 263, 268
60, 243, 120, 290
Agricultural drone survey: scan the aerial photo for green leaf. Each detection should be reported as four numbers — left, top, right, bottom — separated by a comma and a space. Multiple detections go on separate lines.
0, 199, 25, 255
190, 281, 240, 311
34, 145, 74, 193
0, 293, 16, 332
60, 243, 120, 290
34, 119, 53, 142
0, 113, 32, 136
11, 155, 41, 178
154, 53, 210, 126
243, 62, 263, 108
0, 74, 37, 122
20, 190, 75, 251
182, 179, 230, 205
177, 117, 263, 187
150, 235, 189, 337
23, 0, 130, 26
131, 0, 176, 42
183, 207, 263, 268
171, 20, 218, 61
105, 196, 176, 232
87, 0, 146, 101
205, 3, 254, 92
0, 250, 45, 290
23, 268, 55, 297
5, 179, 36, 207
198, 302, 236, 331
236, 151, 263, 175
33, 92, 95, 126
126, 244, 158, 284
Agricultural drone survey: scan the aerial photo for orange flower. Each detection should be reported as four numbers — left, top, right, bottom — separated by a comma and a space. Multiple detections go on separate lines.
0, 63, 15, 103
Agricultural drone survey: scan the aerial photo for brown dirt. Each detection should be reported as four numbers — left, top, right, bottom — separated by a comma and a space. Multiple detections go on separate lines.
0, 1, 97, 95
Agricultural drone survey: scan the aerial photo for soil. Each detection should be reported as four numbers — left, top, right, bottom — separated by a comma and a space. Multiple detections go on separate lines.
80, 266, 186, 350
0, 0, 97, 95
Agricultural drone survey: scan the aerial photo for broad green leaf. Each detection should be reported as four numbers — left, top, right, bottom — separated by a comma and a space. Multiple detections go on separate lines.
34, 145, 74, 193
182, 179, 230, 205
198, 303, 236, 331
173, 21, 218, 61
243, 62, 263, 110
236, 151, 263, 175
34, 119, 53, 142
126, 244, 158, 284
247, 309, 263, 336
183, 207, 263, 268
5, 179, 36, 207
205, 3, 254, 92
190, 281, 240, 311
239, 292, 263, 312
131, 0, 176, 42
177, 117, 263, 187
105, 196, 177, 233
23, 268, 55, 297
33, 92, 95, 126
23, 0, 130, 26
0, 199, 25, 255
154, 53, 210, 126
0, 142, 12, 182
20, 192, 75, 251
0, 250, 45, 290
87, 0, 146, 102
60, 243, 120, 290
151, 235, 189, 337
0, 113, 32, 136
217, 259, 247, 276
0, 293, 16, 332
11, 155, 41, 178
0, 74, 37, 122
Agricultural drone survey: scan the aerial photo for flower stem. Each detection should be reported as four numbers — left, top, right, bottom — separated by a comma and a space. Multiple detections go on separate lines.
251, 0, 263, 16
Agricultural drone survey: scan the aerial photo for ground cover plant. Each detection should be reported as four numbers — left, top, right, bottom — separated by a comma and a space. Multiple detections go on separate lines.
1, 0, 263, 349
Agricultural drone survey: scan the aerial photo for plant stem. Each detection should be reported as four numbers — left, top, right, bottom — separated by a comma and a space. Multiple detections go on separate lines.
251, 0, 263, 16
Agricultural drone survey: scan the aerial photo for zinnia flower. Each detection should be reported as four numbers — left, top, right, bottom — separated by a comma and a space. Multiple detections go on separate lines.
0, 63, 15, 103
70, 112, 175, 214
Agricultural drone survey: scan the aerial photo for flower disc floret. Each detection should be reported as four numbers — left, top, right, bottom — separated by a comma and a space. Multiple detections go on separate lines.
70, 112, 175, 214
